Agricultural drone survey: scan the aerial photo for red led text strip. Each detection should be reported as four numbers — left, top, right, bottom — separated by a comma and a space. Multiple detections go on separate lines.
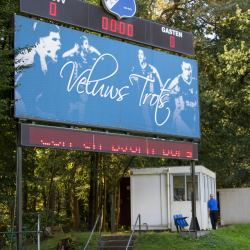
27, 127, 194, 159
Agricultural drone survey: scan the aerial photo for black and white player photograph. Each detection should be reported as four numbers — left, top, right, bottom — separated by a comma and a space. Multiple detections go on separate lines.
167, 61, 198, 136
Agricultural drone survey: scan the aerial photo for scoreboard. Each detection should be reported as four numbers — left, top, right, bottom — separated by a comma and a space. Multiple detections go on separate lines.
20, 124, 198, 160
19, 0, 194, 56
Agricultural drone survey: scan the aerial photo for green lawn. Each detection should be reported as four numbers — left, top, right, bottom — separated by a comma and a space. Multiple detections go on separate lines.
3, 224, 250, 249
3, 232, 100, 250
134, 224, 250, 250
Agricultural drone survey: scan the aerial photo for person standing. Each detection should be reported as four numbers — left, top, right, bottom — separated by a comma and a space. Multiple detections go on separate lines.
208, 194, 218, 230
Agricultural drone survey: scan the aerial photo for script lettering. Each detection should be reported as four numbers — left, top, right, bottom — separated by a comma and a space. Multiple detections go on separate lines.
129, 74, 171, 126
60, 54, 130, 102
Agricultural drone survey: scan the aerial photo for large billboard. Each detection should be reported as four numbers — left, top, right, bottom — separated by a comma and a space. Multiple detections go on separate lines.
14, 15, 200, 139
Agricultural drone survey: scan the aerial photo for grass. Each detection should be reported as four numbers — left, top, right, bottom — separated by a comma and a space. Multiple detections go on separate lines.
134, 224, 250, 250
3, 224, 250, 249
3, 232, 100, 250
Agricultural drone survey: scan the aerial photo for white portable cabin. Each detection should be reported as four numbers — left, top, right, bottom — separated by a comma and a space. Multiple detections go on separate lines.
130, 166, 216, 231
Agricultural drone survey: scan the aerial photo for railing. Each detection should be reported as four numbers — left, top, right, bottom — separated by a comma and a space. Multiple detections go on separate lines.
83, 214, 102, 250
0, 213, 42, 250
126, 214, 141, 250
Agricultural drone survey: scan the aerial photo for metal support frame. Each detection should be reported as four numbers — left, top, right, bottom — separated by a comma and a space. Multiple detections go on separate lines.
189, 160, 200, 231
17, 123, 22, 249
37, 214, 40, 250
111, 193, 114, 234
191, 160, 196, 221
15, 122, 199, 245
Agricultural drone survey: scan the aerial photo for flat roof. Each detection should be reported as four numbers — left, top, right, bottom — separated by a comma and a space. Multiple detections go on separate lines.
130, 165, 216, 178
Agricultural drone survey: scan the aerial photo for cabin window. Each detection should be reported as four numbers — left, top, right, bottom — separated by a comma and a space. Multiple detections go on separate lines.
173, 174, 199, 201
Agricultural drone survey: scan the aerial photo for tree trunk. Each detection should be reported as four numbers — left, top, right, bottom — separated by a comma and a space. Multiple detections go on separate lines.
99, 157, 102, 212
78, 199, 86, 223
116, 184, 120, 231
49, 183, 55, 227
42, 186, 46, 208
102, 173, 107, 232
114, 172, 117, 232
71, 178, 80, 231
88, 153, 96, 231
33, 184, 37, 212
95, 153, 99, 221
98, 155, 102, 230
44, 150, 57, 233
57, 189, 61, 215
65, 182, 71, 217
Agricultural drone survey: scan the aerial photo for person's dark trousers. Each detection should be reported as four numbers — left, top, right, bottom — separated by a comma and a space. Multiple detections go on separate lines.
210, 210, 218, 230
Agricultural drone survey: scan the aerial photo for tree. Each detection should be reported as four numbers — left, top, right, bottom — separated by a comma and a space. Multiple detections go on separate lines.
198, 6, 250, 187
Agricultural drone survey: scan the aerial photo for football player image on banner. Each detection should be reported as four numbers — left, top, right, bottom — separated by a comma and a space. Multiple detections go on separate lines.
130, 49, 163, 129
15, 21, 61, 118
62, 36, 101, 70
168, 62, 198, 136
14, 15, 200, 139
62, 36, 101, 119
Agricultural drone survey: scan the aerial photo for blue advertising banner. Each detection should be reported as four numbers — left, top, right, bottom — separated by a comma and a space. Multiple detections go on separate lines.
14, 15, 200, 139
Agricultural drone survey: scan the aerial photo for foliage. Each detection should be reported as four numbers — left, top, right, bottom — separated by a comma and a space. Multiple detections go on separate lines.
197, 5, 250, 187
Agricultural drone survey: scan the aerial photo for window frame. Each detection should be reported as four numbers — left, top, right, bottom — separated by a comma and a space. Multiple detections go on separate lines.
172, 174, 200, 201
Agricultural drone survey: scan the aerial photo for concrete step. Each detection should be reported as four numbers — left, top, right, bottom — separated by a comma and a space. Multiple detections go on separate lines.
98, 235, 137, 250
98, 247, 133, 250
100, 240, 134, 246
101, 235, 136, 241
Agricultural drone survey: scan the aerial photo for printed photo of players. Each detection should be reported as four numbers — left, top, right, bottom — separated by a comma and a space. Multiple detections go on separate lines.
14, 15, 200, 139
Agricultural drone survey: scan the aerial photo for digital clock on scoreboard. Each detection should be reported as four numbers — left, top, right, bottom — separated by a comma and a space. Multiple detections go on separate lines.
19, 0, 194, 56
20, 124, 198, 160
102, 17, 134, 37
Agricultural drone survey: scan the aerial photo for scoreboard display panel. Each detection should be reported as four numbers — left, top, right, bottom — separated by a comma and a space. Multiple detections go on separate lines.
20, 124, 198, 160
14, 15, 200, 139
19, 0, 194, 56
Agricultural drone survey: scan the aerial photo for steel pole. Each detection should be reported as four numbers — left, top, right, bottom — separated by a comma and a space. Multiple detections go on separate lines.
16, 145, 22, 249
139, 214, 141, 235
111, 193, 114, 234
189, 160, 200, 231
37, 214, 40, 250
192, 160, 196, 230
